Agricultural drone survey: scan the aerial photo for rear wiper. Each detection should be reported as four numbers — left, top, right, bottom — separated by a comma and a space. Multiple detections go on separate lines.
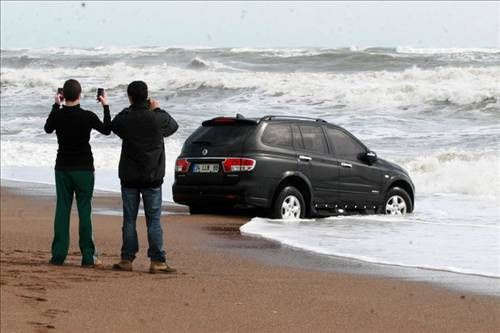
191, 140, 211, 146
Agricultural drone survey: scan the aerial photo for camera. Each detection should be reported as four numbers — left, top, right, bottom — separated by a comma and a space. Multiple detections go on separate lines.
57, 88, 63, 97
96, 88, 104, 101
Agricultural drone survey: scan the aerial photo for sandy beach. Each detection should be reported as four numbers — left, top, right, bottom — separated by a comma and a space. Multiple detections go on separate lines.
1, 182, 499, 333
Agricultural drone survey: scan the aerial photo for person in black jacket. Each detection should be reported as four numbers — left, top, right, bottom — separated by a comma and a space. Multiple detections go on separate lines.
111, 81, 178, 274
44, 79, 111, 267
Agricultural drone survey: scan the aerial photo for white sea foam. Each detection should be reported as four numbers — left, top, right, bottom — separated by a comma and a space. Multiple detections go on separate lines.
241, 193, 500, 278
396, 47, 500, 54
2, 64, 499, 109
229, 47, 322, 57
3, 46, 498, 57
396, 149, 500, 200
1, 46, 199, 57
0, 137, 182, 170
0, 138, 182, 200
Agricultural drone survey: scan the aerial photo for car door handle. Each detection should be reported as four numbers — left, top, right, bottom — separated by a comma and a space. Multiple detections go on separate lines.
340, 162, 352, 168
299, 155, 312, 162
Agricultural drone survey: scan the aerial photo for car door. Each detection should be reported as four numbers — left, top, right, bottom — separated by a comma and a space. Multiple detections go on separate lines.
324, 126, 382, 209
294, 124, 339, 207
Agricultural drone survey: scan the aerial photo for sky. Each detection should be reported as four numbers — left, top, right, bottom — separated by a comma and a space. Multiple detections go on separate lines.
1, 1, 499, 49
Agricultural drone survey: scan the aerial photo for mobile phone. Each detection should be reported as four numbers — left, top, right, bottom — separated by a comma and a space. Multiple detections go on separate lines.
97, 88, 104, 101
57, 88, 64, 101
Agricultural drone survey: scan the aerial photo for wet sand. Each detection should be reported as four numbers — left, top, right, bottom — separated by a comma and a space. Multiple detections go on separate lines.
1, 182, 499, 332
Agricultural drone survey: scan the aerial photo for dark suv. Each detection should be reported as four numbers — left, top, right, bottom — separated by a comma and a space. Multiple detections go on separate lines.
173, 115, 414, 219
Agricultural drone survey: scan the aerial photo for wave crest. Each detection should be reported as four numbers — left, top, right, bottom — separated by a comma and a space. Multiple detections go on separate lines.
2, 64, 499, 110
397, 149, 500, 199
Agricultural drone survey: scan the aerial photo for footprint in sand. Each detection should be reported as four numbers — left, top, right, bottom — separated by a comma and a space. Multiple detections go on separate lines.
18, 294, 47, 302
27, 321, 55, 331
42, 308, 69, 319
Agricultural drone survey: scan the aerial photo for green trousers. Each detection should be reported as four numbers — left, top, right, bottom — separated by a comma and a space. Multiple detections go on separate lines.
51, 170, 96, 265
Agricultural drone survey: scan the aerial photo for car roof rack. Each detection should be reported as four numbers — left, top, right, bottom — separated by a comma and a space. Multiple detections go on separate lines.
260, 115, 327, 123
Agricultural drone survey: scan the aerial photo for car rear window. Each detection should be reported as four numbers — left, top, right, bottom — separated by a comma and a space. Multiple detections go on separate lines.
262, 123, 293, 147
188, 125, 255, 146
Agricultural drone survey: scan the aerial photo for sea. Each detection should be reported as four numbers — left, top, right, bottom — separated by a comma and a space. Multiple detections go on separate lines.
1, 46, 499, 279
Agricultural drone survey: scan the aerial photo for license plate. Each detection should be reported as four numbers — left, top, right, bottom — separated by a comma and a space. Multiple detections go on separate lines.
192, 163, 220, 173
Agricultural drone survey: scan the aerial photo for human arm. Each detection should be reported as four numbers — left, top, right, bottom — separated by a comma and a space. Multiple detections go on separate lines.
148, 98, 179, 137
111, 109, 128, 139
44, 95, 62, 133
91, 94, 111, 135
157, 110, 178, 137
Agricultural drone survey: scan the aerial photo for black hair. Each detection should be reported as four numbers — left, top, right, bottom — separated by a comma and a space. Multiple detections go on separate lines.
62, 79, 82, 102
127, 81, 148, 104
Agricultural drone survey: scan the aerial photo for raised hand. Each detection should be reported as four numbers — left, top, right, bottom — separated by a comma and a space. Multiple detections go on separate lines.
98, 92, 109, 106
148, 98, 160, 110
55, 93, 63, 105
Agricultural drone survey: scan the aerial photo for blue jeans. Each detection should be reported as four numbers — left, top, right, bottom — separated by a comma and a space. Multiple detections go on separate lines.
120, 186, 166, 262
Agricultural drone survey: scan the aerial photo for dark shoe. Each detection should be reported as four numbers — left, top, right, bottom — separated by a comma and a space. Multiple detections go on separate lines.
112, 260, 133, 272
149, 261, 176, 274
48, 259, 64, 266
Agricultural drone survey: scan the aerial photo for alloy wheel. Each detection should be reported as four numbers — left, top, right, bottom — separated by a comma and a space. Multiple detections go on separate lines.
281, 195, 301, 219
385, 195, 407, 215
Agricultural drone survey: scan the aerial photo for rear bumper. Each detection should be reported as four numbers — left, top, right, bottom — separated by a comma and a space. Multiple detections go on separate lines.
172, 183, 271, 208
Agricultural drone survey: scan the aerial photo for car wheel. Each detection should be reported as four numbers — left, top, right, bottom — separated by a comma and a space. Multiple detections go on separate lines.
382, 187, 413, 215
271, 186, 306, 219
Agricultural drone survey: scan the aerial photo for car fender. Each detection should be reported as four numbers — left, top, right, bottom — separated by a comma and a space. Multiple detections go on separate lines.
270, 170, 314, 207
382, 176, 415, 202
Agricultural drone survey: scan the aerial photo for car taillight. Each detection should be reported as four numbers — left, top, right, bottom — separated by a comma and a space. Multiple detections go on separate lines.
175, 158, 190, 173
222, 158, 256, 172
213, 117, 235, 124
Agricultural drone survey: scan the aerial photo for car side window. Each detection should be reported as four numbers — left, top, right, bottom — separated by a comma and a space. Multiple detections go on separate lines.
299, 125, 328, 153
262, 123, 293, 147
326, 127, 365, 161
292, 124, 304, 150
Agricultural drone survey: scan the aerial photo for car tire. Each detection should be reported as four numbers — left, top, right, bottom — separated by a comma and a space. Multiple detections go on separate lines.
382, 187, 413, 215
271, 186, 306, 219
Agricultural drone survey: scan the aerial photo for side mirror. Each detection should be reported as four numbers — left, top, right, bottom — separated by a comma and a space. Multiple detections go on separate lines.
365, 150, 378, 164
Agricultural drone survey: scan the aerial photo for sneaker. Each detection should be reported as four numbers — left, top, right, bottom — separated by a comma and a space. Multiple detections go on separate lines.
112, 260, 133, 272
149, 261, 177, 274
82, 258, 105, 269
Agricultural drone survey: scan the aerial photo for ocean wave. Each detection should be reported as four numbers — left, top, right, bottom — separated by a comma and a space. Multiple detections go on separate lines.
241, 215, 500, 278
3, 46, 498, 56
2, 63, 499, 110
396, 47, 500, 54
1, 46, 174, 57
396, 149, 500, 200
228, 47, 323, 58
187, 56, 244, 72
3, 46, 499, 72
0, 137, 183, 171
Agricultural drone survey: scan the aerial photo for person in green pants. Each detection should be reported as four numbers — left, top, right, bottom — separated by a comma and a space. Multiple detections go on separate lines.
44, 79, 111, 266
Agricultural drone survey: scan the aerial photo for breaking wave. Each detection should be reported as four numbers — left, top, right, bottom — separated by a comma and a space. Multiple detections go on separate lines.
397, 150, 500, 200
2, 63, 499, 111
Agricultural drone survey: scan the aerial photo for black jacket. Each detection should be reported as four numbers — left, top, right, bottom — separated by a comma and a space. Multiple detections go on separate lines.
111, 102, 178, 188
44, 103, 111, 171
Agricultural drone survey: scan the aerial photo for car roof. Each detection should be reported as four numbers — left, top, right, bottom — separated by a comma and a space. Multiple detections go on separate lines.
202, 115, 339, 126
